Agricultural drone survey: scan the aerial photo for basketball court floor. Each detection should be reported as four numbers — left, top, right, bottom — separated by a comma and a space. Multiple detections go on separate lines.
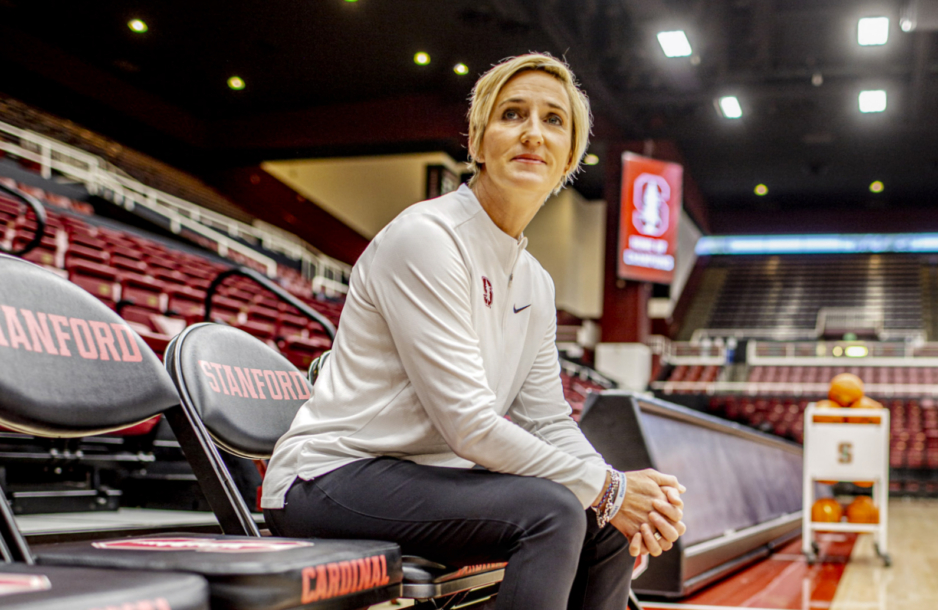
17, 498, 936, 609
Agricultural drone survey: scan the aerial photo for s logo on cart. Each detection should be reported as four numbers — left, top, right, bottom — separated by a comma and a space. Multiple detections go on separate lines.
838, 442, 853, 464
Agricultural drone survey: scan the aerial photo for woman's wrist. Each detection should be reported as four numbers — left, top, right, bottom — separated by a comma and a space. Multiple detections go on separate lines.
592, 471, 612, 508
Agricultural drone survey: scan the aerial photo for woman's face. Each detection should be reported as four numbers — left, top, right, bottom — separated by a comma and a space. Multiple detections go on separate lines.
475, 70, 573, 197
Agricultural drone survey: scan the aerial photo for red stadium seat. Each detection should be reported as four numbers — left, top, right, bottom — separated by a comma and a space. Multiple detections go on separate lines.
280, 335, 332, 370
66, 259, 119, 306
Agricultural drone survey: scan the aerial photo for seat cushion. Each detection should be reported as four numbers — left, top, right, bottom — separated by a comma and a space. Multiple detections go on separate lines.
35, 533, 402, 610
402, 555, 506, 584
0, 563, 209, 610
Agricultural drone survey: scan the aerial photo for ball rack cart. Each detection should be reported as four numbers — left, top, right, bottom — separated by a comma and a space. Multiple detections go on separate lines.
802, 403, 891, 566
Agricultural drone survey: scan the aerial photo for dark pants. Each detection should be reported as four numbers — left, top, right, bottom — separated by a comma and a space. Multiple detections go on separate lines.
264, 457, 633, 610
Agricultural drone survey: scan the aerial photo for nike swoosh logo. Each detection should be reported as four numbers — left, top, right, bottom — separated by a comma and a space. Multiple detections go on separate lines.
513, 304, 531, 314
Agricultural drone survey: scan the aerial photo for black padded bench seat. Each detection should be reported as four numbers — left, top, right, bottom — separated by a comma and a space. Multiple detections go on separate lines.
400, 557, 506, 599
36, 534, 402, 610
0, 563, 209, 610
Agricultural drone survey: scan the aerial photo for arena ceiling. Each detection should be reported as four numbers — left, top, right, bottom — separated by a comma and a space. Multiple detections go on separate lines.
1, 0, 937, 232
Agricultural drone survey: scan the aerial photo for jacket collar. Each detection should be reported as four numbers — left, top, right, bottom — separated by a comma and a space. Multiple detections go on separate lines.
456, 184, 528, 276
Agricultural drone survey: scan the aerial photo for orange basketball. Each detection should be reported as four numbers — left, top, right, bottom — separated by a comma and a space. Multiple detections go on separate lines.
848, 395, 883, 425
811, 498, 843, 523
845, 496, 879, 524
815, 398, 845, 424
829, 373, 864, 407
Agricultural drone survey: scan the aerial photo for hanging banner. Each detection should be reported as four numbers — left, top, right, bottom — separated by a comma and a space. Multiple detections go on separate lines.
617, 152, 683, 284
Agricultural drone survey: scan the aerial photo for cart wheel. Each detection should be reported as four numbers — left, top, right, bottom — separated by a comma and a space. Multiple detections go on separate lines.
883, 555, 891, 567
805, 552, 817, 566
811, 541, 820, 554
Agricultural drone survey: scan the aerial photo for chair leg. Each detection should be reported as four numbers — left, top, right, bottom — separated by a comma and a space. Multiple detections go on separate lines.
628, 589, 644, 610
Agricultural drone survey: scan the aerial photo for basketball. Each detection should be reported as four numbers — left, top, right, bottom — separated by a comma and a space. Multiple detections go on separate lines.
845, 496, 879, 524
815, 398, 846, 424
848, 395, 883, 425
811, 498, 843, 523
829, 373, 865, 407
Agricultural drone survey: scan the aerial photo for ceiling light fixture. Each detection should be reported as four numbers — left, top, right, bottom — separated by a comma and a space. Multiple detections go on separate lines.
584, 154, 600, 166
858, 89, 887, 113
656, 31, 692, 58
227, 76, 246, 90
128, 19, 148, 33
845, 345, 869, 358
453, 63, 469, 75
414, 52, 431, 66
718, 96, 743, 119
754, 184, 768, 196
870, 180, 885, 193
858, 17, 889, 45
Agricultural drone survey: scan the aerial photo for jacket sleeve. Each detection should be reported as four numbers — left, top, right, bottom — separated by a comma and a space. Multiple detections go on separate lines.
507, 288, 609, 469
364, 214, 607, 508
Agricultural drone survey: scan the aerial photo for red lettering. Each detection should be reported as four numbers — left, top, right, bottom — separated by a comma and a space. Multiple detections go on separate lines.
137, 602, 154, 610
234, 366, 258, 399
357, 557, 371, 592
370, 556, 382, 588
48, 314, 72, 356
379, 554, 389, 585
251, 368, 267, 399
0, 308, 7, 347
264, 370, 282, 399
301, 566, 317, 603
339, 560, 353, 595
155, 600, 172, 610
326, 563, 341, 598
276, 370, 297, 400
89, 321, 122, 361
210, 362, 229, 394
291, 371, 312, 399
20, 309, 58, 354
223, 365, 243, 397
69, 318, 98, 359
112, 323, 143, 362
315, 565, 328, 601
200, 360, 220, 393
2, 305, 31, 350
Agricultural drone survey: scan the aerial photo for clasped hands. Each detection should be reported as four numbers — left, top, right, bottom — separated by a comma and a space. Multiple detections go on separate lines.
609, 469, 686, 557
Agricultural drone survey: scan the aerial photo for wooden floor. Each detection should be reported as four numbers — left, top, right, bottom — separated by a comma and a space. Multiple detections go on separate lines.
642, 498, 938, 610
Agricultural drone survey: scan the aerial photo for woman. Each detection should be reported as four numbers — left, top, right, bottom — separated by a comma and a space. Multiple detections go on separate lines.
262, 53, 686, 609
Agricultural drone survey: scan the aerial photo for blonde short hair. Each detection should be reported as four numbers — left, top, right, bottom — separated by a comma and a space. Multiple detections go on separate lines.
467, 53, 592, 194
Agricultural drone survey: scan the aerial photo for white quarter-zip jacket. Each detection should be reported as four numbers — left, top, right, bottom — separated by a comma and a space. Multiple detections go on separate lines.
261, 184, 610, 510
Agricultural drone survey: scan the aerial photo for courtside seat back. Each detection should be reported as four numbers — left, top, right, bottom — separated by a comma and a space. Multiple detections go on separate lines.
168, 323, 310, 458
0, 255, 178, 436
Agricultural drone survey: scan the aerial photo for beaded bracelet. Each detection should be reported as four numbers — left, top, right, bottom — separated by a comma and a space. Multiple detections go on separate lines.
594, 470, 626, 528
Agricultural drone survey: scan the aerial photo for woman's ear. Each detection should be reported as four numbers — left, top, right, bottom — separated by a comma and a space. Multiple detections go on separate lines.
470, 143, 484, 165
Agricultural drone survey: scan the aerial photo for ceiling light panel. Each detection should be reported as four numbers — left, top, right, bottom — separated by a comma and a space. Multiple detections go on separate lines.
718, 96, 743, 119
656, 31, 692, 58
858, 90, 887, 113
858, 17, 889, 46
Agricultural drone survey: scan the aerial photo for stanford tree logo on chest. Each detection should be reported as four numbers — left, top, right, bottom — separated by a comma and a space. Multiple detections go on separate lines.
482, 277, 493, 308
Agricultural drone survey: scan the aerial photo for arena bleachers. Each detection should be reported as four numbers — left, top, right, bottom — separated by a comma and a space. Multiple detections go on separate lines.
691, 254, 926, 337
